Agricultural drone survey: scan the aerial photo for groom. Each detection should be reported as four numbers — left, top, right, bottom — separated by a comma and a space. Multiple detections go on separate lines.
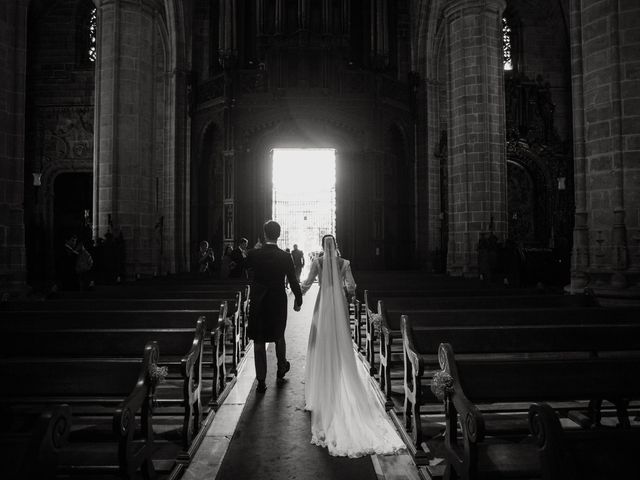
246, 220, 303, 393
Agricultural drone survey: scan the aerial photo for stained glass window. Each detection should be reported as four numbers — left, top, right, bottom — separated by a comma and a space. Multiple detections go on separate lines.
503, 17, 512, 71
88, 7, 97, 62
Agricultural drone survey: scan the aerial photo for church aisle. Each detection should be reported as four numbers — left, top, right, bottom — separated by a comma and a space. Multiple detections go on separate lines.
185, 284, 414, 480
215, 284, 377, 480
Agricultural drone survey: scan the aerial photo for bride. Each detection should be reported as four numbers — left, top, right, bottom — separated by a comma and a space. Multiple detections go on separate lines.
300, 235, 405, 457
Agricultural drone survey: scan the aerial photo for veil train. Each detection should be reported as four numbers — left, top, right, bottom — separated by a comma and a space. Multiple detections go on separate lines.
303, 236, 405, 457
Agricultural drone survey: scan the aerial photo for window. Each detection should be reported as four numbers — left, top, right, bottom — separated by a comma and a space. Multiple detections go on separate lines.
502, 17, 512, 71
88, 7, 97, 62
76, 1, 97, 66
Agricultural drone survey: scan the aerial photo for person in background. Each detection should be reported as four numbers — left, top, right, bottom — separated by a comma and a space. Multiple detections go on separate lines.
285, 247, 291, 289
291, 244, 305, 282
74, 240, 94, 290
220, 245, 235, 279
197, 240, 215, 276
230, 237, 249, 278
62, 234, 80, 289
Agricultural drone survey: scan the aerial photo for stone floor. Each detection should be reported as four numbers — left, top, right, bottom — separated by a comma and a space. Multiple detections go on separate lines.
183, 284, 420, 480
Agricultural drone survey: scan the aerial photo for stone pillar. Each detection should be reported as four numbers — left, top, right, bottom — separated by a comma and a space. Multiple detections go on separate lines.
0, 1, 28, 291
93, 0, 165, 278
298, 0, 309, 31
569, 0, 640, 291
274, 0, 284, 35
443, 0, 507, 276
370, 0, 389, 68
322, 0, 331, 35
219, 0, 237, 59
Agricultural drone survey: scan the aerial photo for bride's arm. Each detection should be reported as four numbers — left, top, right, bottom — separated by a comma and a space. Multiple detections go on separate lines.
343, 261, 356, 297
300, 259, 319, 294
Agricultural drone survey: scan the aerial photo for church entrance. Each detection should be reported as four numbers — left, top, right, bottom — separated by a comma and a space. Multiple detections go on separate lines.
271, 148, 336, 266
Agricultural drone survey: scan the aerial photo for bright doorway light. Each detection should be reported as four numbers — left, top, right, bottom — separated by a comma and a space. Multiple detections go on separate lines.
272, 148, 336, 261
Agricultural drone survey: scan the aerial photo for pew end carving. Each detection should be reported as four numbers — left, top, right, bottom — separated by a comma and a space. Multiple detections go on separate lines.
179, 316, 206, 458
112, 341, 160, 480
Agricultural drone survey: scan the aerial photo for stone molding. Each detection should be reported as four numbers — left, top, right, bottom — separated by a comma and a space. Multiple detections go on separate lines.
443, 0, 507, 20
94, 0, 164, 12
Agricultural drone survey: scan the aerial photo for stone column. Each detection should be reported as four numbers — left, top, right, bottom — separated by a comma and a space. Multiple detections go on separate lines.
569, 0, 640, 292
443, 0, 507, 276
93, 0, 165, 278
298, 0, 309, 31
275, 0, 284, 35
370, 0, 389, 68
0, 1, 28, 291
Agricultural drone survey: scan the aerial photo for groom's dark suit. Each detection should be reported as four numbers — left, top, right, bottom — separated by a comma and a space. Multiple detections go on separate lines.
246, 243, 302, 383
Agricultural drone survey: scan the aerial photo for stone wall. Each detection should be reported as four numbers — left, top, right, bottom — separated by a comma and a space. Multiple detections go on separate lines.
0, 1, 28, 290
25, 0, 95, 283
570, 0, 640, 289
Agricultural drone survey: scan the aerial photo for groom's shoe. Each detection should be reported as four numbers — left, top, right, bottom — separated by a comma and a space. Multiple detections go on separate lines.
256, 380, 267, 393
276, 361, 291, 383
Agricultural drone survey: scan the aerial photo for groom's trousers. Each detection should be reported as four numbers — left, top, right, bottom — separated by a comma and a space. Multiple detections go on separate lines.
254, 338, 286, 382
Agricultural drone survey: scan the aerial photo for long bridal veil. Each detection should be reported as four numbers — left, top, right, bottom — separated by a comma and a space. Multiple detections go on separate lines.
304, 236, 405, 457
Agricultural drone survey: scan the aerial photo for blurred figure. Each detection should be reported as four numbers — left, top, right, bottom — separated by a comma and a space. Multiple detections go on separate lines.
196, 240, 215, 276
62, 234, 80, 289
291, 244, 305, 282
220, 245, 235, 279
230, 237, 249, 278
74, 240, 94, 290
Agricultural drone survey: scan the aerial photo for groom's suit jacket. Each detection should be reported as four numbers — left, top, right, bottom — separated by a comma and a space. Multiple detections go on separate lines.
246, 244, 302, 342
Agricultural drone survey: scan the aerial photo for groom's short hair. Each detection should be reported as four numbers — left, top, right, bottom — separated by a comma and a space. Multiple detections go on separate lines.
263, 220, 281, 240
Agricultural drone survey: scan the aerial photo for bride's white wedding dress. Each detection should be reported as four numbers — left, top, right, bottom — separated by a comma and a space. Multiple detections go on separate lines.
300, 237, 405, 458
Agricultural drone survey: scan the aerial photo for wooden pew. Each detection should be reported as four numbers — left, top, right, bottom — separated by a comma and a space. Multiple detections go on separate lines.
351, 299, 365, 352
1, 319, 206, 455
529, 403, 640, 480
48, 283, 248, 298
360, 288, 557, 376
0, 343, 160, 479
378, 295, 608, 398
426, 336, 640, 479
400, 315, 640, 452
4, 294, 246, 375
0, 404, 71, 480
0, 306, 230, 406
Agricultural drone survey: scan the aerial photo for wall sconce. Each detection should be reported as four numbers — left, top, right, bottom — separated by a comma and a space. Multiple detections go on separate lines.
32, 172, 42, 186
557, 177, 566, 190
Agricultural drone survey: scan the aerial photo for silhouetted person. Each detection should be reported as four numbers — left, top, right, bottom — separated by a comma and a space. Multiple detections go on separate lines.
487, 231, 499, 283
229, 237, 248, 278
478, 233, 490, 281
246, 221, 302, 393
220, 245, 234, 279
291, 244, 305, 282
62, 234, 80, 289
196, 240, 215, 276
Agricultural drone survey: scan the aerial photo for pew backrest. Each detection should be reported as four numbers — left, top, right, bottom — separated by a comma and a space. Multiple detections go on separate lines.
0, 306, 227, 332
0, 323, 206, 359
383, 305, 639, 330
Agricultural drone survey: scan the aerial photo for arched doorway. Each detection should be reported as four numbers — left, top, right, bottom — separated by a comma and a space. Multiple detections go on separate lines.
53, 172, 92, 285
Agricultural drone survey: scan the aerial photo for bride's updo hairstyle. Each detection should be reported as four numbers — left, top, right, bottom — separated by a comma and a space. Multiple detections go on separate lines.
321, 234, 336, 249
